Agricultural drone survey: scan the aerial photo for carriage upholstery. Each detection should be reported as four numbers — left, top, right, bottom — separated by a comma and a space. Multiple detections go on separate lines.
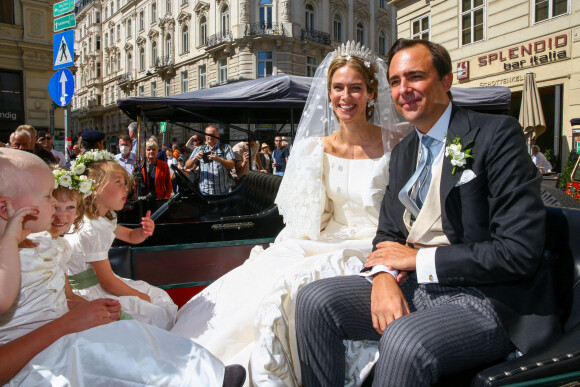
200, 171, 283, 221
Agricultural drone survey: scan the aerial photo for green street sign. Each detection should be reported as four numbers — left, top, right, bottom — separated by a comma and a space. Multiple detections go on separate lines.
54, 13, 76, 32
54, 0, 74, 17
159, 122, 167, 133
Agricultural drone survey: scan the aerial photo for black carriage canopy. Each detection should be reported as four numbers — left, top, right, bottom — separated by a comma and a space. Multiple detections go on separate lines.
117, 74, 512, 124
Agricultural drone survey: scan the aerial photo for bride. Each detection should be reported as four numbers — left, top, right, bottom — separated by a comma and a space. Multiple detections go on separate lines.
171, 42, 410, 386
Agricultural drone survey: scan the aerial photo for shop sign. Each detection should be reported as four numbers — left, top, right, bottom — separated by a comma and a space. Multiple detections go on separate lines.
457, 61, 469, 80
0, 110, 22, 121
455, 31, 571, 81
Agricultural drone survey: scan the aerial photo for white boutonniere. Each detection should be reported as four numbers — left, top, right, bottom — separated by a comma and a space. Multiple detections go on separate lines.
445, 136, 474, 175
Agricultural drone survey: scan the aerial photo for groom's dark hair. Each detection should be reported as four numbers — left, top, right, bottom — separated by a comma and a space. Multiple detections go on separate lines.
386, 38, 453, 100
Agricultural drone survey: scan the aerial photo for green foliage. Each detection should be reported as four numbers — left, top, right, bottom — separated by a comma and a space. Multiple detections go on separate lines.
558, 150, 578, 189
544, 149, 557, 170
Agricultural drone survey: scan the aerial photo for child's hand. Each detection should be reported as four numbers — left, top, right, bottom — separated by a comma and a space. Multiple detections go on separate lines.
137, 292, 152, 303
3, 201, 38, 244
140, 210, 155, 238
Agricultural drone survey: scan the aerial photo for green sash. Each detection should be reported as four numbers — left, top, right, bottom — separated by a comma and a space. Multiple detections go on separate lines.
68, 267, 100, 289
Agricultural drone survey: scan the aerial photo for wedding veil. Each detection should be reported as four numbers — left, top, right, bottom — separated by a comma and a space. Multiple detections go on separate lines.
275, 41, 411, 240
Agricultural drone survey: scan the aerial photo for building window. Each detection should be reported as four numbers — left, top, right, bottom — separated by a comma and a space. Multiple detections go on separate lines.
152, 3, 157, 21
0, 0, 14, 24
305, 4, 315, 30
198, 65, 206, 89
219, 58, 227, 84
378, 31, 386, 55
139, 85, 144, 96
139, 11, 144, 30
96, 11, 100, 22
127, 18, 132, 38
165, 80, 171, 96
166, 34, 172, 59
181, 70, 188, 93
127, 53, 132, 72
182, 26, 189, 53
96, 36, 101, 49
356, 22, 364, 45
111, 0, 114, 14
221, 5, 230, 35
461, 0, 484, 46
333, 14, 342, 42
199, 16, 207, 45
182, 0, 188, 4
96, 62, 101, 77
109, 28, 114, 44
89, 37, 92, 51
259, 0, 272, 29
534, 0, 569, 23
117, 25, 120, 41
379, 0, 386, 8
306, 56, 317, 77
139, 47, 145, 70
257, 51, 273, 78
412, 15, 430, 40
104, 6, 108, 20
166, 0, 172, 13
151, 81, 157, 96
152, 41, 157, 64
105, 33, 108, 47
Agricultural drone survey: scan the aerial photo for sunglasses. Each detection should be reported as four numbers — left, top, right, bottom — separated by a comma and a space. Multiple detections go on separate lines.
45, 136, 52, 140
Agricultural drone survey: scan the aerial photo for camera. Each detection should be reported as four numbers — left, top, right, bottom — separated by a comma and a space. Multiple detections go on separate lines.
202, 151, 212, 162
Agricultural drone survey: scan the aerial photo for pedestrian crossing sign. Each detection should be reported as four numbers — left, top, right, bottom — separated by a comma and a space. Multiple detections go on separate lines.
53, 30, 74, 70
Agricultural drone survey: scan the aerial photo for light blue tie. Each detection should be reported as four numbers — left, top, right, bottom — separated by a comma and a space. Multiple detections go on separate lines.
398, 135, 435, 218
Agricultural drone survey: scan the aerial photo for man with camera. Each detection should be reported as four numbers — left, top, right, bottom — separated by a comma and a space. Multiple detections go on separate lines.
185, 125, 235, 195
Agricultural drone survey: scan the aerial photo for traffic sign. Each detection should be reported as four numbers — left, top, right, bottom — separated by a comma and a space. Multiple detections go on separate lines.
49, 68, 75, 106
54, 13, 75, 32
159, 122, 167, 133
54, 0, 74, 17
53, 30, 74, 69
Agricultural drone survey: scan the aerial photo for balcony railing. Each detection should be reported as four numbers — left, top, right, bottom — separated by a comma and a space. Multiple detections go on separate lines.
244, 22, 287, 37
301, 28, 331, 45
154, 55, 173, 67
206, 31, 233, 47
117, 73, 133, 84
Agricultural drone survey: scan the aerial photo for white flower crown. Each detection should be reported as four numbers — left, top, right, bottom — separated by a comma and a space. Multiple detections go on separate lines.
53, 168, 96, 198
69, 149, 118, 175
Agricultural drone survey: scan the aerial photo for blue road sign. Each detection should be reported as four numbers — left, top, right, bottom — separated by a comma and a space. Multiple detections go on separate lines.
49, 68, 75, 106
53, 30, 74, 70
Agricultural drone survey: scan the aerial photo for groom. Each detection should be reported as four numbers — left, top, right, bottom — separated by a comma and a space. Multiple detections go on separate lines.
295, 39, 561, 386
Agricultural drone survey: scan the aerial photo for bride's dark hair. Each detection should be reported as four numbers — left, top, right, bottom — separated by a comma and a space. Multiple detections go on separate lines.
326, 56, 378, 119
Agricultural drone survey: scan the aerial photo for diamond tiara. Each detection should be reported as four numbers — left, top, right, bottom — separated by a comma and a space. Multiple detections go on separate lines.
333, 41, 378, 67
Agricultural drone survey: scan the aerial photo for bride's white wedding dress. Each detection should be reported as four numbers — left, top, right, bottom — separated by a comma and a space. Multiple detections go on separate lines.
172, 138, 385, 386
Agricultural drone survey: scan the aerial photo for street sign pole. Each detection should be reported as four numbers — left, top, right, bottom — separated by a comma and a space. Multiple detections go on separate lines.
64, 106, 69, 163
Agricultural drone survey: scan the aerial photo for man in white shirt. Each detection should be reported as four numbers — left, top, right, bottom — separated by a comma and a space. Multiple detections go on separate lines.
531, 145, 552, 173
43, 133, 66, 167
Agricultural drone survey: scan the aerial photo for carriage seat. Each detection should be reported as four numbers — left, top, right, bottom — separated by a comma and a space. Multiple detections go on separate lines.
200, 171, 283, 221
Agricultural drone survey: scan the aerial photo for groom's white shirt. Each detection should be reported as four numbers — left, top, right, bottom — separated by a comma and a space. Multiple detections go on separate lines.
364, 103, 452, 284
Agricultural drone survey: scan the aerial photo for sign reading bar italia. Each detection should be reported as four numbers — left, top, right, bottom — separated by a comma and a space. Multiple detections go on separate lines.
54, 13, 76, 32
53, 0, 74, 17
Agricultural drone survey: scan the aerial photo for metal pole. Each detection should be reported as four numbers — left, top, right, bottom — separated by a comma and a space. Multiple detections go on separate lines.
64, 106, 69, 163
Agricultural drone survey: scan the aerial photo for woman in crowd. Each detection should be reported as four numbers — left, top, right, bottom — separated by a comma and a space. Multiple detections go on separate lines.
172, 42, 410, 386
259, 143, 273, 173
142, 140, 173, 199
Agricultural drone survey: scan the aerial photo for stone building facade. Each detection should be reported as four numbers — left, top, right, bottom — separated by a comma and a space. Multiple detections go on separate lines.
71, 0, 397, 148
0, 0, 63, 142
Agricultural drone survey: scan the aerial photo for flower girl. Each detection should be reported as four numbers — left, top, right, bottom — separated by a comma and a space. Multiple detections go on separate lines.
64, 150, 177, 329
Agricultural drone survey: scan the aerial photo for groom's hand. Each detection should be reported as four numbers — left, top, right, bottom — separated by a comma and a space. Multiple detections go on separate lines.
366, 241, 418, 271
371, 273, 410, 335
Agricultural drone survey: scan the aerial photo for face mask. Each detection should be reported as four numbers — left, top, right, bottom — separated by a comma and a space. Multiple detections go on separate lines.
120, 145, 130, 155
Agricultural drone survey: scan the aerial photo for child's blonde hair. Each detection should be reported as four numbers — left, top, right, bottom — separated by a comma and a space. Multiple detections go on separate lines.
52, 187, 85, 233
84, 160, 131, 220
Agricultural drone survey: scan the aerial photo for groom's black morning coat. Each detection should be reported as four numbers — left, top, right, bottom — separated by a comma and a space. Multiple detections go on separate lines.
373, 104, 561, 354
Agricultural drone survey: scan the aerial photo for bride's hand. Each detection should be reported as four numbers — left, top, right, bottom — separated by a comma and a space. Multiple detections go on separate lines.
366, 241, 418, 272
396, 271, 409, 286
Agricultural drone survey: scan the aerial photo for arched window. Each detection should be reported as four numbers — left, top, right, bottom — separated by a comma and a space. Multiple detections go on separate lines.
221, 5, 230, 35
333, 14, 342, 42
152, 40, 158, 64
356, 22, 364, 45
305, 4, 315, 31
127, 53, 132, 72
165, 33, 172, 59
199, 16, 207, 45
139, 47, 145, 70
378, 31, 386, 56
182, 25, 189, 53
